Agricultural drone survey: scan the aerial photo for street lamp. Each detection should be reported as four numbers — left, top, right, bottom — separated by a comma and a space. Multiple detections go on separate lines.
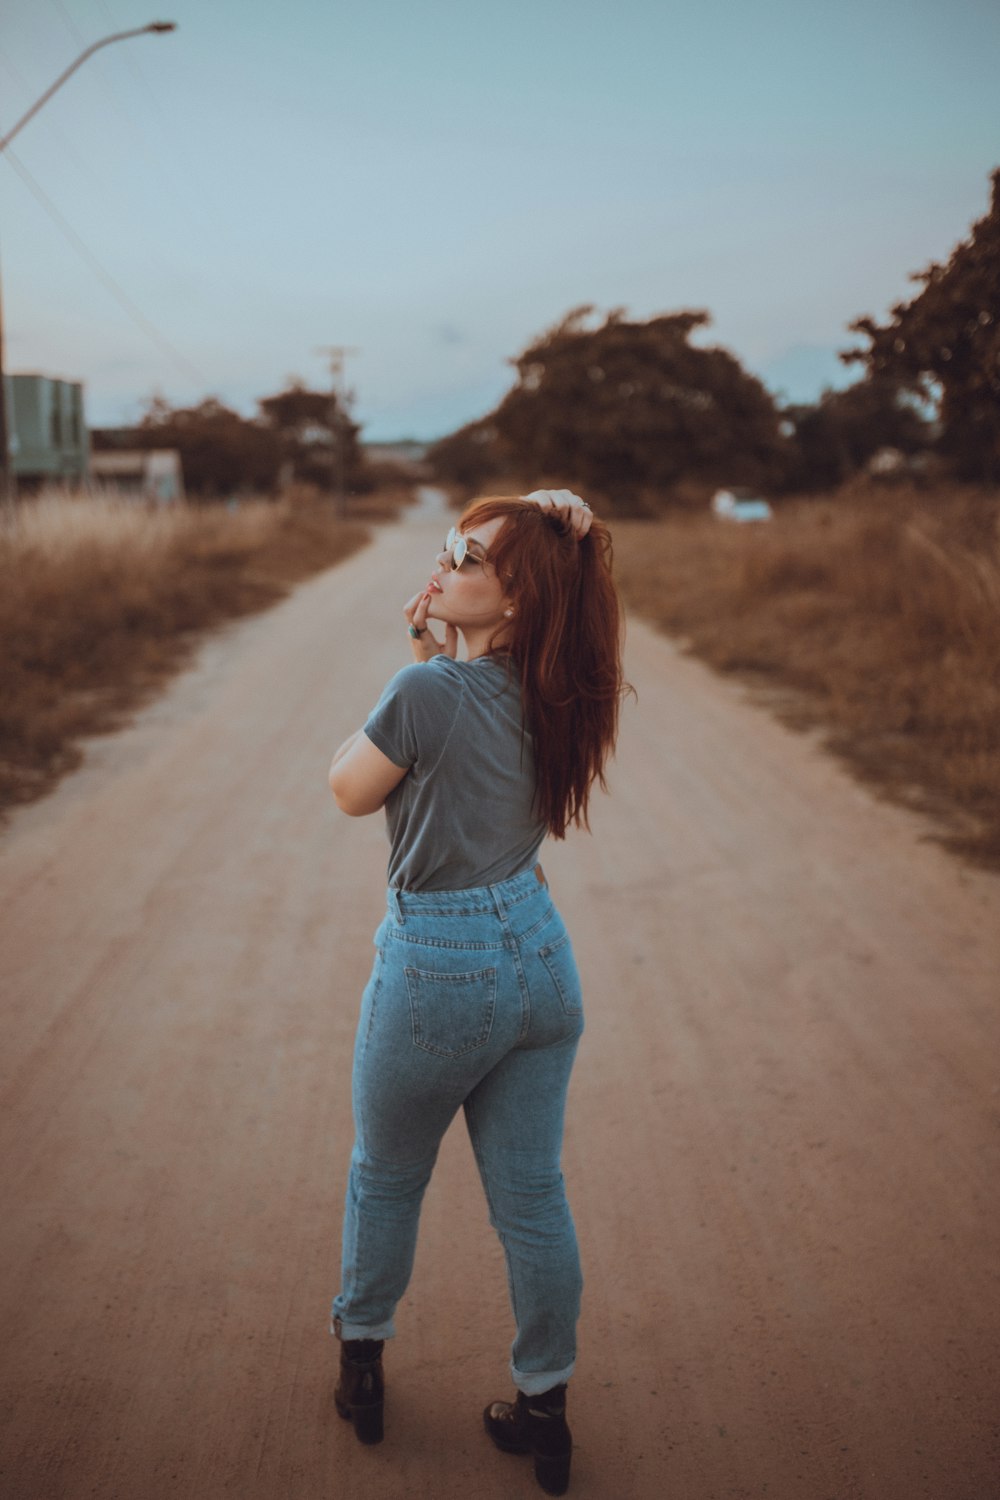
0, 22, 177, 512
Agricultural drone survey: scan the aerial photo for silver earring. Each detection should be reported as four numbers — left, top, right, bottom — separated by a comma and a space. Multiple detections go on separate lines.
504, 608, 514, 617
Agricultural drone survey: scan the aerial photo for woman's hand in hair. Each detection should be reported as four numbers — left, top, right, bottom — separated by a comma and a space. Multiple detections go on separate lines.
403, 589, 458, 662
523, 488, 593, 537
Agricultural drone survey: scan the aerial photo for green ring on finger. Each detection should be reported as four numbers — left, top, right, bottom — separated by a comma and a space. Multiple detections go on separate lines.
408, 623, 425, 638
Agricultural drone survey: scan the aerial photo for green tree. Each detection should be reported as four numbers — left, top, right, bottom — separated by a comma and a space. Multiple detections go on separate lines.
431, 306, 787, 510
129, 381, 368, 500
135, 396, 281, 498
844, 168, 1000, 481
781, 377, 931, 491
257, 379, 364, 493
426, 416, 509, 491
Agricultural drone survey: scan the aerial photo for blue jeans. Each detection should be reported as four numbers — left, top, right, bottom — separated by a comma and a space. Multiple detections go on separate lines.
332, 866, 584, 1396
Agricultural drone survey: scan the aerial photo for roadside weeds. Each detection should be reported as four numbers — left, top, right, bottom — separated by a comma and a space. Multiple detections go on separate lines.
611, 481, 1000, 870
0, 490, 384, 816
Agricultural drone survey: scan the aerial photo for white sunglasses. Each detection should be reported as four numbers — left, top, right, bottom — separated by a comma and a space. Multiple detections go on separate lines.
443, 527, 489, 571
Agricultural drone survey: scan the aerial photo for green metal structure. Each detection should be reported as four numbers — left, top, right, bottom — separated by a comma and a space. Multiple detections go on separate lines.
3, 374, 89, 486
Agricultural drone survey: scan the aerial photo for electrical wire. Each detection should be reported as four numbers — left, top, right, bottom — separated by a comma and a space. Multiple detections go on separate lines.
3, 144, 206, 387
0, 40, 131, 204
102, 13, 219, 230
88, 0, 191, 195
46, 0, 87, 50
0, 41, 34, 97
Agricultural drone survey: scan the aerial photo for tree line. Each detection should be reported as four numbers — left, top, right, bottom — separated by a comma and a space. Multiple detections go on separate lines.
93, 380, 366, 501
430, 168, 1000, 510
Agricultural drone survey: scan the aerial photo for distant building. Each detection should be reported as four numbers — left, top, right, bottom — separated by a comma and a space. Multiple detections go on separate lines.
3, 373, 89, 489
89, 448, 185, 504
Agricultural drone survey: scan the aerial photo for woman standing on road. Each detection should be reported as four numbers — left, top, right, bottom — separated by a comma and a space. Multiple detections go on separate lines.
327, 489, 625, 1496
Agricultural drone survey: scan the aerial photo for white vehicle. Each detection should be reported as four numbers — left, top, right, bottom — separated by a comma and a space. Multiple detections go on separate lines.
711, 489, 773, 523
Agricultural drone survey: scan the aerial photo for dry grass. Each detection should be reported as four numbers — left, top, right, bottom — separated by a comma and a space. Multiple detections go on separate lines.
0, 489, 371, 814
283, 479, 419, 523
612, 481, 1000, 869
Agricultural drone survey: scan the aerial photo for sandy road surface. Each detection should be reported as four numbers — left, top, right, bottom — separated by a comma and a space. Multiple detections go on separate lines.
1, 499, 998, 1500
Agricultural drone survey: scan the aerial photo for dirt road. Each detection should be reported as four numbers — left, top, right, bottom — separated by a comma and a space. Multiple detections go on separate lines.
1, 505, 998, 1499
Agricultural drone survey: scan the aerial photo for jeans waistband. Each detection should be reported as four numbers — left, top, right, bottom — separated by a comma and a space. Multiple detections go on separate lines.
387, 864, 546, 923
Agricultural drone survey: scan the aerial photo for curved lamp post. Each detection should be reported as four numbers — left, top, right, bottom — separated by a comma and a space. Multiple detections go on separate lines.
0, 21, 177, 511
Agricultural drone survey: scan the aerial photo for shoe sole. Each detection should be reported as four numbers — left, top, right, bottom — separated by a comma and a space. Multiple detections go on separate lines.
534, 1449, 571, 1495
335, 1395, 384, 1445
483, 1411, 570, 1494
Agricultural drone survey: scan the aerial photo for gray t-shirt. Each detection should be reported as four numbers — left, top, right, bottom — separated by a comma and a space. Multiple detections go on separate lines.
364, 654, 546, 891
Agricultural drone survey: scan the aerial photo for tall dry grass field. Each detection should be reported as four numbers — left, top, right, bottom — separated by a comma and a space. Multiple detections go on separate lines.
612, 481, 1000, 868
0, 490, 369, 813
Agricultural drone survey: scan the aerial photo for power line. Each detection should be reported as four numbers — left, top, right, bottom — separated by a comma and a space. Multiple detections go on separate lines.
7, 9, 214, 260
2, 144, 205, 387
61, 0, 192, 209
0, 41, 33, 96
47, 0, 87, 49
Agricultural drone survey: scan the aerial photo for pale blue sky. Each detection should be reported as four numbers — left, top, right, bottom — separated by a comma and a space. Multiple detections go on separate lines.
1, 0, 997, 439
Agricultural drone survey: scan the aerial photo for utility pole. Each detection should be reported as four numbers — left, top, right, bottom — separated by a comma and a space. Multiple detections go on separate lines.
314, 344, 358, 515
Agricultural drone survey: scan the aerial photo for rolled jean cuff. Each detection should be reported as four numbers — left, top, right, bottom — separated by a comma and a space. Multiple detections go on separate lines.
331, 1313, 396, 1341
512, 1358, 575, 1396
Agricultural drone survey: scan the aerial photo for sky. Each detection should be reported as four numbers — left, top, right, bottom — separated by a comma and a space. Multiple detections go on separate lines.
1, 0, 998, 441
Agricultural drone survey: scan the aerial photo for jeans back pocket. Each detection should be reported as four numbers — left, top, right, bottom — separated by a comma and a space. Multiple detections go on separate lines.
538, 933, 583, 1016
404, 965, 498, 1058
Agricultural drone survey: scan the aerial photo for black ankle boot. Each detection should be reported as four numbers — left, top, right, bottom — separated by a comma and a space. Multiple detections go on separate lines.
483, 1383, 572, 1495
334, 1337, 385, 1445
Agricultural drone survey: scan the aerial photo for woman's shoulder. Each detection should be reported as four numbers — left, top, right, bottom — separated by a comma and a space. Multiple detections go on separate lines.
379, 653, 517, 704
378, 657, 467, 711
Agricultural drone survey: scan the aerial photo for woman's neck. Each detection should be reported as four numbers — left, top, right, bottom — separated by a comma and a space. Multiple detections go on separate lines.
462, 624, 511, 660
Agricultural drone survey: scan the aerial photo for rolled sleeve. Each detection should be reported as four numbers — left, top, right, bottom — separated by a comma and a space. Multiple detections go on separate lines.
363, 662, 463, 773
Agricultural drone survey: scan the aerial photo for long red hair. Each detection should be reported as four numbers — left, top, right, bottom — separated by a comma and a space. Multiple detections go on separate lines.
460, 496, 627, 839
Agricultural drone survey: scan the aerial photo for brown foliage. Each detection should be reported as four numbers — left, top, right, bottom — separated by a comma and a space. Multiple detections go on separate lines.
612, 481, 1000, 867
0, 493, 369, 814
429, 307, 787, 511
845, 167, 1000, 481
780, 378, 931, 492
123, 381, 369, 500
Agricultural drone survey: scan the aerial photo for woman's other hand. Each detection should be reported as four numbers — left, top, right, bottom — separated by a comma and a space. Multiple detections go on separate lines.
523, 488, 593, 537
403, 589, 459, 662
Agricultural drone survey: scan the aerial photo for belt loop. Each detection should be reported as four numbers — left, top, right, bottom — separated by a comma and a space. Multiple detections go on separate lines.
488, 879, 507, 921
389, 888, 405, 925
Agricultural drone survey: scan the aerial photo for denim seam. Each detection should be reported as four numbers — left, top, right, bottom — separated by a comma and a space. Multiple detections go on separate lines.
393, 903, 495, 918
388, 870, 540, 920
381, 912, 548, 948
384, 933, 507, 951
512, 944, 531, 1042
539, 939, 583, 1017
404, 965, 499, 981
495, 886, 534, 912
363, 950, 385, 1046
516, 904, 557, 944
465, 1100, 521, 1334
